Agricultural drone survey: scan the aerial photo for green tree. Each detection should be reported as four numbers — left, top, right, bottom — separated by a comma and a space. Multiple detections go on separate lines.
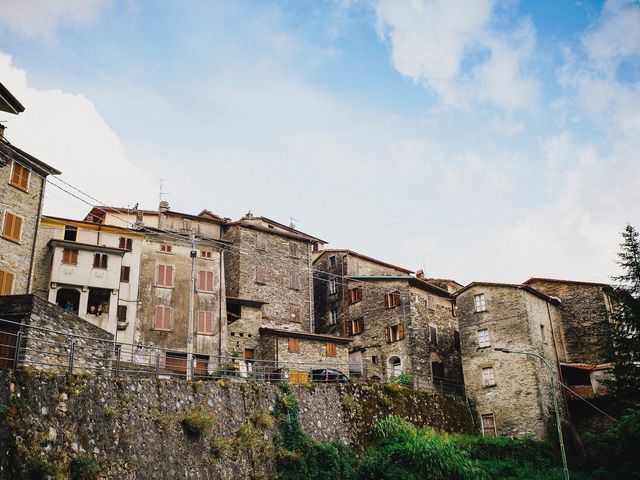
610, 224, 640, 396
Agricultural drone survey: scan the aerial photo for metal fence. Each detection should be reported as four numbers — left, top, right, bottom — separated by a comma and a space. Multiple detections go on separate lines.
0, 317, 464, 395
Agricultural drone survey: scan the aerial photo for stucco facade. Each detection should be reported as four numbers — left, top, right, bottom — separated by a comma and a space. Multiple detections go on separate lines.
456, 283, 567, 440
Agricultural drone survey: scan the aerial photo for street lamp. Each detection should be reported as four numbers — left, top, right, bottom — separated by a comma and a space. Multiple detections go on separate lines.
494, 347, 569, 480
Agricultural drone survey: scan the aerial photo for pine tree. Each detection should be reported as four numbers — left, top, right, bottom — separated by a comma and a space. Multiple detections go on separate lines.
610, 224, 640, 396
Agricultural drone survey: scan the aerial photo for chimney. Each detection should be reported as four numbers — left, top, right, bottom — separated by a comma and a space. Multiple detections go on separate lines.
159, 200, 170, 213
416, 269, 425, 279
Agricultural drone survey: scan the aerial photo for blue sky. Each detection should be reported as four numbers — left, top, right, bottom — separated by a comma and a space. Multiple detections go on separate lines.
0, 0, 638, 284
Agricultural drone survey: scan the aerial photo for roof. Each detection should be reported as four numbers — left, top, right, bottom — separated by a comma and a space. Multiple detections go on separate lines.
453, 282, 561, 305
0, 139, 61, 176
48, 238, 128, 256
345, 275, 453, 298
259, 327, 352, 343
560, 362, 612, 371
198, 209, 225, 222
226, 215, 327, 244
314, 249, 413, 274
42, 215, 145, 236
0, 82, 25, 114
226, 296, 268, 307
88, 206, 225, 225
523, 277, 610, 288
425, 278, 464, 290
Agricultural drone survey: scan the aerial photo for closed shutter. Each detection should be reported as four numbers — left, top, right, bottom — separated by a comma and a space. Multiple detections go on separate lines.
398, 323, 404, 340
288, 337, 299, 353
2, 212, 22, 242
0, 270, 14, 295
117, 305, 127, 322
385, 326, 391, 343
326, 343, 336, 357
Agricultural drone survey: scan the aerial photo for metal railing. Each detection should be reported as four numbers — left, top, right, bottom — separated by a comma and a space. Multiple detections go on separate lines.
0, 318, 465, 395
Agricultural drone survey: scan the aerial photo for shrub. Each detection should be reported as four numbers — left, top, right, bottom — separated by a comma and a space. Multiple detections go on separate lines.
451, 433, 555, 468
374, 415, 416, 442
69, 455, 100, 480
24, 456, 57, 480
181, 406, 215, 438
0, 403, 8, 420
389, 372, 413, 387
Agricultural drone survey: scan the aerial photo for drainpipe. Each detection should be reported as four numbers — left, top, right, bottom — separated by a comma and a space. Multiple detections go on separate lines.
308, 242, 313, 332
219, 249, 223, 357
27, 175, 46, 294
547, 300, 572, 425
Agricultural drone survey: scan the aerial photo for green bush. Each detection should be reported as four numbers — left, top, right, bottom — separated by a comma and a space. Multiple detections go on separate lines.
69, 455, 100, 480
451, 433, 555, 468
181, 406, 215, 438
0, 403, 8, 420
389, 372, 413, 386
24, 456, 57, 480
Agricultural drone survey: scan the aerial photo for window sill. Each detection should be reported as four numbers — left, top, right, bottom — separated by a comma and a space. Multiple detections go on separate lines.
477, 346, 491, 350
152, 328, 173, 332
474, 310, 488, 314
61, 262, 78, 266
483, 384, 497, 389
196, 289, 214, 294
158, 251, 175, 255
155, 285, 175, 289
196, 332, 215, 336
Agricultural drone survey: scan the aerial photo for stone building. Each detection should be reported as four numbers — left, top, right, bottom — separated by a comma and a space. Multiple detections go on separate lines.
455, 282, 567, 439
313, 249, 462, 391
222, 214, 336, 363
0, 84, 60, 297
31, 216, 143, 346
85, 203, 228, 374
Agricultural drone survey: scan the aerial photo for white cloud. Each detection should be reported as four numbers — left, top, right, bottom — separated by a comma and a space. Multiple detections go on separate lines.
0, 0, 111, 37
374, 0, 538, 111
0, 52, 156, 217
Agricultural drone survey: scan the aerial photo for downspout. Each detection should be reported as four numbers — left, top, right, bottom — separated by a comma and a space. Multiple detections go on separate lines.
219, 249, 224, 357
27, 175, 46, 293
308, 242, 313, 332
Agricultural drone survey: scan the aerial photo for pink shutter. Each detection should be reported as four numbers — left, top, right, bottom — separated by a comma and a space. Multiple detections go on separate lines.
197, 311, 204, 332
157, 265, 165, 285
155, 307, 162, 328
166, 266, 173, 287
206, 312, 213, 333
163, 307, 171, 330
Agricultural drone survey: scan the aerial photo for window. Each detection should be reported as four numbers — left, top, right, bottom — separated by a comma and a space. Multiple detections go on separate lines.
289, 242, 299, 258
63, 225, 77, 241
10, 162, 30, 191
198, 270, 214, 292
329, 255, 336, 268
160, 244, 173, 253
328, 308, 339, 325
348, 287, 363, 304
289, 304, 301, 323
429, 325, 438, 344
347, 317, 364, 336
427, 295, 436, 311
183, 219, 192, 231
384, 291, 401, 309
431, 361, 445, 379
289, 271, 301, 290
62, 249, 79, 265
197, 311, 213, 334
120, 266, 130, 283
326, 342, 337, 357
0, 270, 14, 295
371, 355, 379, 365
2, 211, 23, 243
385, 323, 404, 343
288, 337, 300, 353
117, 305, 127, 322
255, 265, 266, 284
481, 414, 497, 437
93, 253, 108, 269
156, 264, 174, 287
477, 329, 490, 348
482, 367, 496, 387
154, 306, 172, 330
244, 348, 255, 360
200, 250, 213, 259
540, 324, 546, 343
256, 232, 267, 250
119, 237, 133, 251
474, 293, 487, 312
329, 279, 338, 294
454, 330, 461, 352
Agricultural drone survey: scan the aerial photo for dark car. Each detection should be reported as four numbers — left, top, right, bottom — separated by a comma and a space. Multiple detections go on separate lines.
310, 368, 350, 383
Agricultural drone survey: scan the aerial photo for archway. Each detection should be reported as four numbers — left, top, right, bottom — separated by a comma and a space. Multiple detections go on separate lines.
387, 356, 402, 376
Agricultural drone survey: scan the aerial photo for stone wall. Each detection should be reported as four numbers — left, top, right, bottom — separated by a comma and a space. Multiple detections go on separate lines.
524, 280, 613, 365
457, 285, 566, 440
257, 331, 350, 371
0, 159, 46, 295
0, 370, 475, 479
0, 295, 114, 373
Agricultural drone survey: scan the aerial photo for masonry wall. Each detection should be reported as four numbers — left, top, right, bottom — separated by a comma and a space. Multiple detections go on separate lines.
0, 295, 114, 373
0, 370, 475, 480
227, 305, 262, 356
136, 234, 227, 362
457, 285, 565, 440
525, 280, 613, 365
258, 334, 349, 370
0, 159, 45, 295
224, 225, 313, 332
312, 252, 346, 335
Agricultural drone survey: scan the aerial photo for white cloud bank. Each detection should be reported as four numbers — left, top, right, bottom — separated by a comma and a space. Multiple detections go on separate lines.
0, 53, 156, 217
0, 0, 111, 37
374, 0, 538, 111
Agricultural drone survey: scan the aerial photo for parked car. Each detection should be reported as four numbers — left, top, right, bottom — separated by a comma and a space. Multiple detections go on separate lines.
310, 368, 350, 383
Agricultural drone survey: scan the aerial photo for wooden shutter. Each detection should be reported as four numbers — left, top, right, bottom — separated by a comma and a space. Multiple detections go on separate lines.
289, 304, 301, 322
198, 270, 205, 290
454, 330, 461, 351
244, 349, 255, 360
11, 163, 30, 190
384, 293, 390, 309
326, 343, 336, 357
163, 307, 171, 330
256, 233, 266, 250
154, 307, 164, 329
101, 254, 108, 268
120, 266, 130, 282
385, 326, 391, 343
398, 323, 405, 340
290, 272, 300, 290
117, 305, 127, 322
62, 249, 78, 264
2, 212, 22, 242
119, 237, 126, 249
288, 337, 299, 353
255, 266, 266, 284
0, 270, 14, 295
289, 242, 298, 257
205, 272, 213, 291
93, 253, 101, 268
429, 325, 437, 344
166, 266, 173, 286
